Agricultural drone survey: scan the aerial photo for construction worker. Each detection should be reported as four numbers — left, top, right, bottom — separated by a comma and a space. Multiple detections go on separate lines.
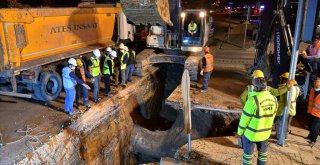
103, 50, 117, 97
306, 78, 320, 146
62, 58, 90, 115
119, 44, 129, 86
275, 72, 300, 139
75, 58, 93, 110
200, 46, 214, 93
188, 20, 198, 37
88, 49, 102, 103
237, 77, 278, 165
113, 43, 123, 86
125, 46, 136, 83
239, 70, 291, 106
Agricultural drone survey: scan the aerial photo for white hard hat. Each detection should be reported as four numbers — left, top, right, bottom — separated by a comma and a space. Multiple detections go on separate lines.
106, 47, 112, 52
124, 46, 129, 51
110, 50, 117, 59
119, 43, 125, 50
68, 58, 77, 66
93, 49, 101, 58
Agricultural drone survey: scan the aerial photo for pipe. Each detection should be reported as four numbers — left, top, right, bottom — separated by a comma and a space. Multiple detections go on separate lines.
278, 0, 305, 146
0, 91, 32, 99
193, 105, 242, 114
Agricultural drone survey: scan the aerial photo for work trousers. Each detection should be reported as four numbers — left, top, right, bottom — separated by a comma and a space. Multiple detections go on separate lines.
275, 115, 293, 139
114, 67, 120, 85
93, 76, 101, 101
202, 71, 212, 90
309, 115, 320, 142
242, 136, 268, 165
308, 58, 320, 75
64, 87, 76, 114
76, 84, 89, 106
104, 74, 111, 95
120, 69, 126, 85
125, 64, 135, 82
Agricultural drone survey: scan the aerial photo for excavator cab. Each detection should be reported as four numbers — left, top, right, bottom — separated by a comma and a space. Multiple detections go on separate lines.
181, 10, 208, 53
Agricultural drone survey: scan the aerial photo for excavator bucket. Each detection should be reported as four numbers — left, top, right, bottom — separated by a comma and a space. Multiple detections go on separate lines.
120, 0, 173, 26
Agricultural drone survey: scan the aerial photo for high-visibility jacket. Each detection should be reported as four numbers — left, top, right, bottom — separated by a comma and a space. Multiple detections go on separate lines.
239, 85, 288, 106
127, 50, 136, 65
276, 84, 300, 116
203, 53, 214, 72
103, 56, 114, 75
62, 67, 76, 89
188, 23, 197, 33
121, 51, 129, 70
308, 88, 320, 118
238, 91, 278, 142
89, 56, 101, 77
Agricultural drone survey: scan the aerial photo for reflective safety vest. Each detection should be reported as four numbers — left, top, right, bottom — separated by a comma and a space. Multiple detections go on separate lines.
62, 67, 76, 89
238, 91, 278, 142
247, 85, 270, 97
203, 53, 214, 72
188, 23, 197, 32
132, 50, 136, 60
103, 56, 114, 75
308, 88, 320, 118
89, 56, 101, 77
276, 84, 300, 116
121, 51, 129, 70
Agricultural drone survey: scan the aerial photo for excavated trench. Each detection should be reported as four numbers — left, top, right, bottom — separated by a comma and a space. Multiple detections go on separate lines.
15, 64, 240, 164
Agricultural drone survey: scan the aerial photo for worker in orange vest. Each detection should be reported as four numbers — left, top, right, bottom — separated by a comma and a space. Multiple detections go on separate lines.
307, 78, 320, 147
200, 46, 214, 93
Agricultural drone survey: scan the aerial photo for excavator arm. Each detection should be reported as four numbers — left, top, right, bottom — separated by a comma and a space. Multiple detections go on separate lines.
120, 0, 173, 26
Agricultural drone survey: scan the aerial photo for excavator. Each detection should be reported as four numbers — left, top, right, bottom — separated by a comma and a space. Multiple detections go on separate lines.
120, 0, 211, 81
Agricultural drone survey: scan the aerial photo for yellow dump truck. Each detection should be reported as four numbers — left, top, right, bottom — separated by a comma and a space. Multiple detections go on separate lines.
0, 5, 121, 101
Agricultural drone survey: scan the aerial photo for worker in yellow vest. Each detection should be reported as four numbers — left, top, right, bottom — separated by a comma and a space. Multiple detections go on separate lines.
119, 44, 129, 86
88, 49, 102, 103
200, 46, 214, 93
239, 70, 293, 106
103, 50, 116, 97
237, 77, 278, 165
275, 72, 300, 139
125, 46, 136, 83
188, 20, 198, 37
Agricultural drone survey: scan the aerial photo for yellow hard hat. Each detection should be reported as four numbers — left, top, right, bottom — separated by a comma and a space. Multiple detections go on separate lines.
281, 72, 289, 79
252, 70, 264, 79
76, 59, 83, 67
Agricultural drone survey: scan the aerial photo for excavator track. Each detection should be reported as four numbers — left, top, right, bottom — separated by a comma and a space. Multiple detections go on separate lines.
120, 0, 172, 26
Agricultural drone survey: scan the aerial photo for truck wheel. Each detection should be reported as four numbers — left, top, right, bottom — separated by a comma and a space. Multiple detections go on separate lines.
34, 71, 62, 101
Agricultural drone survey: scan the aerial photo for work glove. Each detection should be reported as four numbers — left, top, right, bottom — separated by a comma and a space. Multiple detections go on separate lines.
200, 69, 204, 76
287, 79, 296, 88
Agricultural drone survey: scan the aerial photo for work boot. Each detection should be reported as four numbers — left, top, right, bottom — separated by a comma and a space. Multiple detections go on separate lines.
104, 93, 113, 97
309, 141, 316, 148
201, 89, 208, 93
94, 98, 101, 103
85, 104, 91, 111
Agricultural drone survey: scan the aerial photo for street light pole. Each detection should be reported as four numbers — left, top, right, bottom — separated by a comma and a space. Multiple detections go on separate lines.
278, 0, 305, 146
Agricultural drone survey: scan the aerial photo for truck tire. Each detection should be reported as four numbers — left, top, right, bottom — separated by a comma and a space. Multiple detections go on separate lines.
33, 71, 62, 101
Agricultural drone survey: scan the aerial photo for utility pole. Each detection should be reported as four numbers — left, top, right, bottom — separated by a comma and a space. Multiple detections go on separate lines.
243, 7, 251, 49
278, 0, 305, 146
